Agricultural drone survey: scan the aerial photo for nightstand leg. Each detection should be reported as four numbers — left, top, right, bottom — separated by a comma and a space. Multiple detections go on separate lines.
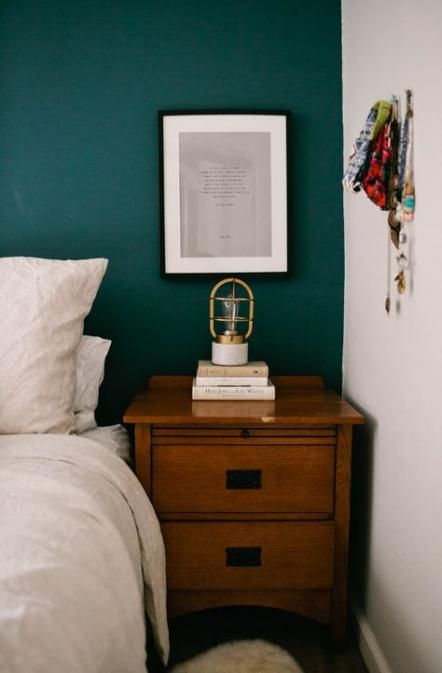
331, 424, 353, 649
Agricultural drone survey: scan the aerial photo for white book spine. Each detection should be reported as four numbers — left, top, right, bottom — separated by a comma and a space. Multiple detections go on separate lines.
197, 361, 269, 378
192, 380, 275, 400
195, 376, 268, 387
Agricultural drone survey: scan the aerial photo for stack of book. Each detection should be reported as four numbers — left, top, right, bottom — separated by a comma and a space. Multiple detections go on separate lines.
192, 360, 274, 400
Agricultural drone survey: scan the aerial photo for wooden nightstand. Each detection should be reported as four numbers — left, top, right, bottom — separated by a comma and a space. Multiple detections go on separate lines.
124, 375, 363, 646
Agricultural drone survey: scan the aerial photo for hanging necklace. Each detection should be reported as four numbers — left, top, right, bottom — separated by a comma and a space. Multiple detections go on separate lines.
394, 90, 414, 297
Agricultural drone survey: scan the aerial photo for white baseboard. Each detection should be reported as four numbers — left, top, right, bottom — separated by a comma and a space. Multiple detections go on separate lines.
351, 603, 394, 673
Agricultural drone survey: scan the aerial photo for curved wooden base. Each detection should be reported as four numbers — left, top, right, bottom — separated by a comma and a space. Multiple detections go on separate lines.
167, 589, 331, 625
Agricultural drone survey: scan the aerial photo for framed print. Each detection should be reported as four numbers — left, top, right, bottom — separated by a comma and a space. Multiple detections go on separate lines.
159, 110, 289, 275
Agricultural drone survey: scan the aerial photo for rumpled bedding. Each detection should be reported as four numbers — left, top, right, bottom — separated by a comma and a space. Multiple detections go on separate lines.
78, 423, 131, 462
0, 433, 169, 673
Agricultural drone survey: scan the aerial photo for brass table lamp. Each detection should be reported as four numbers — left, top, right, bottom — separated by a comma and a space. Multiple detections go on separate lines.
209, 277, 254, 366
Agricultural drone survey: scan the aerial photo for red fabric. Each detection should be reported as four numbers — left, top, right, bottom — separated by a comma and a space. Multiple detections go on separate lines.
362, 125, 392, 209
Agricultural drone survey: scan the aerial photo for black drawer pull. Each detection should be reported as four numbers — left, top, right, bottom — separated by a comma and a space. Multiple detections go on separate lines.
241, 428, 251, 438
225, 546, 262, 567
226, 469, 262, 490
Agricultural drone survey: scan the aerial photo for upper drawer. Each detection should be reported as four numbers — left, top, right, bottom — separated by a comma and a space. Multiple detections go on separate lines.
152, 443, 335, 514
152, 425, 336, 445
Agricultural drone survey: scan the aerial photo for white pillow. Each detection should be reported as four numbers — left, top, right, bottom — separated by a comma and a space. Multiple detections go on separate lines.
74, 335, 111, 433
0, 257, 108, 434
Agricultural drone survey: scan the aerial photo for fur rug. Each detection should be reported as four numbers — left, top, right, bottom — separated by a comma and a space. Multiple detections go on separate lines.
168, 639, 303, 673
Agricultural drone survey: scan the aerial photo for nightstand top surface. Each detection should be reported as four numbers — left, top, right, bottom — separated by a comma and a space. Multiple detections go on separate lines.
123, 376, 364, 426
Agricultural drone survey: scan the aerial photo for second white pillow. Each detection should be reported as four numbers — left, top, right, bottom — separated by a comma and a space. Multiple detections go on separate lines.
74, 335, 111, 433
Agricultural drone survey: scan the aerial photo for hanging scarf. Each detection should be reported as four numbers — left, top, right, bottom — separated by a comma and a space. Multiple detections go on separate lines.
362, 98, 399, 213
342, 100, 391, 193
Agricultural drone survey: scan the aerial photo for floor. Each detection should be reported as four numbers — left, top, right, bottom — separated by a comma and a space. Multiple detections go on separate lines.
147, 607, 368, 673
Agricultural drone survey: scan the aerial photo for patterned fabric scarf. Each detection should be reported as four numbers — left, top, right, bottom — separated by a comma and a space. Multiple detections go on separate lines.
343, 100, 391, 193
362, 124, 392, 209
364, 98, 399, 213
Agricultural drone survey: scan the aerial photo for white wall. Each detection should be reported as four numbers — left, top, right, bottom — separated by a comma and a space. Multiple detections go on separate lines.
342, 2, 442, 673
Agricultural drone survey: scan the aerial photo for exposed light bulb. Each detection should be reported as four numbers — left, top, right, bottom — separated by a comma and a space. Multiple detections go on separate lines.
221, 293, 238, 334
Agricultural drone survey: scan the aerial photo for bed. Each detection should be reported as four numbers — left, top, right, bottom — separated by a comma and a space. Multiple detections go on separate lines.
0, 257, 169, 673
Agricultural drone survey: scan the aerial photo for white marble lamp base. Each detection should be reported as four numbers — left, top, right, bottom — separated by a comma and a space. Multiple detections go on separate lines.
211, 341, 248, 366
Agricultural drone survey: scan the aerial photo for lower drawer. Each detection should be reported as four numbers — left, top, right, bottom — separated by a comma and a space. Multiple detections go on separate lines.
162, 521, 335, 591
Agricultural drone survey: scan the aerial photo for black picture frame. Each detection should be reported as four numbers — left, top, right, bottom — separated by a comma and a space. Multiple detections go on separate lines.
159, 110, 289, 276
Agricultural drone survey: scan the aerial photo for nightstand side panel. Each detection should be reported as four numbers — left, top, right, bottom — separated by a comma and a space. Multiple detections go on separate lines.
134, 423, 152, 496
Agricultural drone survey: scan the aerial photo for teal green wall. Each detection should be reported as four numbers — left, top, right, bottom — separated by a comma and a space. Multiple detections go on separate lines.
0, 0, 343, 424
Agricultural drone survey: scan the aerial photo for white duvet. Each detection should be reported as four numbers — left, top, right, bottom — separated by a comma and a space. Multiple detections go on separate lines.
0, 433, 169, 673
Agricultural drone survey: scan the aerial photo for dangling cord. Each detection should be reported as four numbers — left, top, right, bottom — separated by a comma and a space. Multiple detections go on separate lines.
385, 225, 391, 313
